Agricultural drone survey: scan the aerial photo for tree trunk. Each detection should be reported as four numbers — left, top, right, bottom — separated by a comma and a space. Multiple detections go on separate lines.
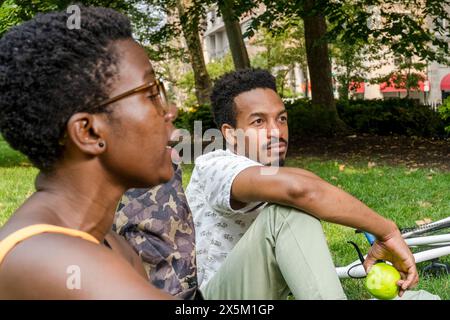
176, 0, 212, 105
218, 0, 251, 70
339, 79, 350, 101
303, 0, 341, 127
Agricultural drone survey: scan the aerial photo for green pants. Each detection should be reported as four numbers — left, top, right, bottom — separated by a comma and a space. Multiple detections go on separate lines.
202, 204, 347, 300
201, 204, 441, 300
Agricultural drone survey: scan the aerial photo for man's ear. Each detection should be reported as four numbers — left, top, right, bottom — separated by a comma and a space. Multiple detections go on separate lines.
221, 123, 236, 147
65, 113, 107, 156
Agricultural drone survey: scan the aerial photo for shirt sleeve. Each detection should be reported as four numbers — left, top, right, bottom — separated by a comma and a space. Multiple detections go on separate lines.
197, 151, 263, 216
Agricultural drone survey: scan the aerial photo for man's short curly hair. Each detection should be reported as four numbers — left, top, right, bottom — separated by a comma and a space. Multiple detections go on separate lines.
210, 68, 277, 129
0, 6, 132, 171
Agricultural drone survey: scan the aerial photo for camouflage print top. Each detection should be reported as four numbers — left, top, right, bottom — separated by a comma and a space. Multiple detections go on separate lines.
113, 164, 198, 300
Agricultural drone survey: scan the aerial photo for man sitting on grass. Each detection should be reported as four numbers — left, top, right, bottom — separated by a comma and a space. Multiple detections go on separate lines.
185, 68, 431, 300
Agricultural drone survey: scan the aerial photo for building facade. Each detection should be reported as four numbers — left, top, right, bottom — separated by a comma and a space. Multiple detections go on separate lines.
201, 4, 450, 105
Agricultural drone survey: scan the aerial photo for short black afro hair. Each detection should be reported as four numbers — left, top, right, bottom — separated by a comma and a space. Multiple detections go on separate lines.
0, 6, 132, 171
210, 68, 277, 129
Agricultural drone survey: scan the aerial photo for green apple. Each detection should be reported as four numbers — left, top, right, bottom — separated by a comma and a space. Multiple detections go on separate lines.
365, 262, 401, 300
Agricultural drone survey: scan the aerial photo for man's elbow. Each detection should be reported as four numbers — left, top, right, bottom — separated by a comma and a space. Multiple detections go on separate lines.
286, 178, 321, 206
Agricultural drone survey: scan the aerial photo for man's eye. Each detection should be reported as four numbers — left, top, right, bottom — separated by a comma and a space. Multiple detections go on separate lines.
279, 115, 288, 122
252, 119, 263, 125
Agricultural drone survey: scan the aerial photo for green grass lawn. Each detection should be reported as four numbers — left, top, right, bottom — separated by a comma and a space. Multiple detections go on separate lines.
1, 136, 449, 299
0, 138, 38, 226
283, 158, 449, 300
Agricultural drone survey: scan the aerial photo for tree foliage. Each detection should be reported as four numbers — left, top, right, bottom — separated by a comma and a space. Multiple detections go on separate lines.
251, 18, 307, 97
0, 0, 154, 37
331, 39, 375, 100
236, 0, 450, 131
247, 0, 450, 63
439, 97, 450, 133
178, 53, 234, 106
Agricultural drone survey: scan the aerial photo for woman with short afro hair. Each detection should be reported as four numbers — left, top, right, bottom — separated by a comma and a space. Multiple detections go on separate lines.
0, 6, 175, 299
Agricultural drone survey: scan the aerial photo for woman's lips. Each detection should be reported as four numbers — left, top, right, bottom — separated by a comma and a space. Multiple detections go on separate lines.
167, 140, 178, 148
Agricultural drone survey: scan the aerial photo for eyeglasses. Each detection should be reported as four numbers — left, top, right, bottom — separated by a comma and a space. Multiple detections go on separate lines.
96, 79, 168, 114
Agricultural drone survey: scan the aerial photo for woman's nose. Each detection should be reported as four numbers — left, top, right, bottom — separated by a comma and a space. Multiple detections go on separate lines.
164, 112, 175, 122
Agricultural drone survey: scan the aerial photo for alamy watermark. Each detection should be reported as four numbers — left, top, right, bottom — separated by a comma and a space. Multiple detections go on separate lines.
171, 121, 285, 175
66, 5, 81, 30
66, 265, 81, 290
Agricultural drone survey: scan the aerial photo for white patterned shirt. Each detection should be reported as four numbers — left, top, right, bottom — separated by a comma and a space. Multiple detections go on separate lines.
185, 149, 267, 289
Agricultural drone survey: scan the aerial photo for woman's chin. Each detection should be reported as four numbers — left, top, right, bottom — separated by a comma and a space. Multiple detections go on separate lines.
137, 154, 174, 188
158, 164, 175, 184
130, 165, 174, 189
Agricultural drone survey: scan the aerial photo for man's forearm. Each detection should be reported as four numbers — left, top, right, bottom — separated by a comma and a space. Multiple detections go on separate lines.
232, 166, 399, 239
287, 176, 398, 239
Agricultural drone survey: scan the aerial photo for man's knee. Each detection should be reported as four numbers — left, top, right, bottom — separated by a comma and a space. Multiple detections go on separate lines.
255, 204, 323, 238
257, 204, 320, 225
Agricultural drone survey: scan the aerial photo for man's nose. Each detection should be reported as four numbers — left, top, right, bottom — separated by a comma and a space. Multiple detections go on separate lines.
266, 120, 281, 138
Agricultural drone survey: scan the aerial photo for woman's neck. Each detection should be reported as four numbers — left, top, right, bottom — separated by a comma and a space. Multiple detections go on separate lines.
32, 163, 126, 241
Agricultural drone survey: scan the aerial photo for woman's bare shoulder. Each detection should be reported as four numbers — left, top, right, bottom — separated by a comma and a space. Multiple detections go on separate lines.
105, 230, 148, 278
0, 231, 169, 299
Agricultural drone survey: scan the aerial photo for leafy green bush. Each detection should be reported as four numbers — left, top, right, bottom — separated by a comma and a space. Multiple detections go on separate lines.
336, 99, 447, 137
284, 99, 339, 136
175, 98, 448, 138
174, 104, 216, 134
438, 98, 450, 133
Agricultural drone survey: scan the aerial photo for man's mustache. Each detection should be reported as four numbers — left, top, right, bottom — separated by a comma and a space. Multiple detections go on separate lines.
263, 137, 288, 150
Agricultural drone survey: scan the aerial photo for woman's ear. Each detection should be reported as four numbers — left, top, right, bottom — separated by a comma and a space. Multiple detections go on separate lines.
65, 113, 107, 155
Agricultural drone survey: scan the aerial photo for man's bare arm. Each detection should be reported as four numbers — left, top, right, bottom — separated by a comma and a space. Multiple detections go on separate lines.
231, 166, 397, 239
231, 166, 419, 295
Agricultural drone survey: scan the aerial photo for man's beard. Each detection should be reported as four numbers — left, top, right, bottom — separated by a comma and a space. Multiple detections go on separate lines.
262, 137, 288, 167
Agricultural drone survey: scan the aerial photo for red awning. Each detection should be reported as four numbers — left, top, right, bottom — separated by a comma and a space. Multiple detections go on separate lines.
440, 74, 450, 91
350, 82, 365, 93
301, 82, 312, 92
380, 77, 425, 93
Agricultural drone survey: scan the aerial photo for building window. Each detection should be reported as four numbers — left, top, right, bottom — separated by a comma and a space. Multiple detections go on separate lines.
209, 34, 216, 58
216, 32, 223, 57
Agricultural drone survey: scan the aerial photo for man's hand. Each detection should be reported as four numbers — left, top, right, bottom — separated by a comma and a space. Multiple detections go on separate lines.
363, 229, 419, 297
